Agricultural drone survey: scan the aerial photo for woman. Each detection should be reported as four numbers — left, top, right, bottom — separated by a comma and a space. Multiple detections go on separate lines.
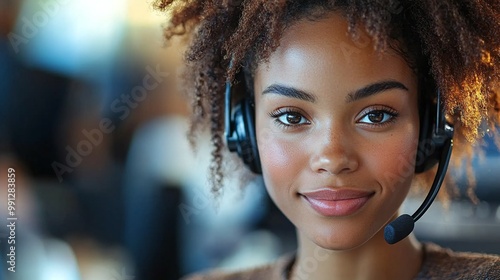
156, 1, 500, 279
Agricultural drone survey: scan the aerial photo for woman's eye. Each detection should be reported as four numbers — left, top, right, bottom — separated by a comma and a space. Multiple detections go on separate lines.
277, 112, 308, 125
269, 108, 310, 128
281, 113, 303, 124
358, 110, 397, 125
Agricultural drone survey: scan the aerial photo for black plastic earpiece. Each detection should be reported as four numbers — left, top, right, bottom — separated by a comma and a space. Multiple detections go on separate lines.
225, 79, 262, 173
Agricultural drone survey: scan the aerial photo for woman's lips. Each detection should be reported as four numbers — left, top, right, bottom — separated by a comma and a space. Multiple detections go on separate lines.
300, 188, 374, 217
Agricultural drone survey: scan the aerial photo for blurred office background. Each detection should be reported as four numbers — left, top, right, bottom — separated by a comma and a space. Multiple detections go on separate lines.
0, 1, 499, 280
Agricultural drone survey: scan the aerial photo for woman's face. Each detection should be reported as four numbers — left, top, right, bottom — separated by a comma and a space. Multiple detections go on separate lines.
254, 12, 420, 250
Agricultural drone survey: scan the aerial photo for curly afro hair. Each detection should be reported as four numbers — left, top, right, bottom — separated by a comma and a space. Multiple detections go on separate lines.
155, 0, 500, 200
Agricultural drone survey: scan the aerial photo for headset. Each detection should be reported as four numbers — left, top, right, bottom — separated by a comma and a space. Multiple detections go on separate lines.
225, 68, 454, 244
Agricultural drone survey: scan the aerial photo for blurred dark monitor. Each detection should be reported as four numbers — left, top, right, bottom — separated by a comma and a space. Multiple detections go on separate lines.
1, 64, 73, 178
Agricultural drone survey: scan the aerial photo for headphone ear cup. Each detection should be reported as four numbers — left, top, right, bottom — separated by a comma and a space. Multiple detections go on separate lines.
415, 97, 447, 173
233, 98, 262, 174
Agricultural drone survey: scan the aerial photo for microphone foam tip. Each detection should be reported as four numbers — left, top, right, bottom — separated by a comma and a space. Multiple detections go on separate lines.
384, 214, 415, 244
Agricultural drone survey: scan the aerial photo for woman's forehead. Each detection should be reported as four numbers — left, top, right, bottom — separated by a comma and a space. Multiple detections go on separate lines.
254, 12, 416, 96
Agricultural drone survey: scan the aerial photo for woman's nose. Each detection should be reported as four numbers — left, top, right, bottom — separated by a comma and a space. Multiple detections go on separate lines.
309, 128, 359, 175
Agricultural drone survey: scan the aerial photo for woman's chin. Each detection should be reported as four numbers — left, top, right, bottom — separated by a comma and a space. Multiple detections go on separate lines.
302, 227, 378, 252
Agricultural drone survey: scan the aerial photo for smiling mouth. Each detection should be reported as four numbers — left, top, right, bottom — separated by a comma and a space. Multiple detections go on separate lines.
300, 188, 374, 217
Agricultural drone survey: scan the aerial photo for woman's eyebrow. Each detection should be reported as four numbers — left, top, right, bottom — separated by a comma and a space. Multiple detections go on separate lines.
345, 80, 409, 103
262, 84, 316, 103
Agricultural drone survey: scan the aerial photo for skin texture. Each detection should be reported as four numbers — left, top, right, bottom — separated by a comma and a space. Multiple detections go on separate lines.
254, 12, 422, 279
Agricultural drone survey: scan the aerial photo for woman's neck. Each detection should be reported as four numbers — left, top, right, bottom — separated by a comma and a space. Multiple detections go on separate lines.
290, 229, 423, 280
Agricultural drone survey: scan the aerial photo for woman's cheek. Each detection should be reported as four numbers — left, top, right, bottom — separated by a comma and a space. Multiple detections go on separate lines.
258, 133, 306, 199
370, 131, 419, 194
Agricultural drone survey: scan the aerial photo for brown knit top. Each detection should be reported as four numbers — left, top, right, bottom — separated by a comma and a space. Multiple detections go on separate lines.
182, 243, 500, 280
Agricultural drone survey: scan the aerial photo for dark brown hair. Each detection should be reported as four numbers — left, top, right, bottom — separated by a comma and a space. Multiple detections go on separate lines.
155, 0, 500, 199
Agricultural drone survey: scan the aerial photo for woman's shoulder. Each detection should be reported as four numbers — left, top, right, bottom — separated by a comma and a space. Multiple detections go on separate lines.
180, 253, 294, 280
418, 242, 500, 279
